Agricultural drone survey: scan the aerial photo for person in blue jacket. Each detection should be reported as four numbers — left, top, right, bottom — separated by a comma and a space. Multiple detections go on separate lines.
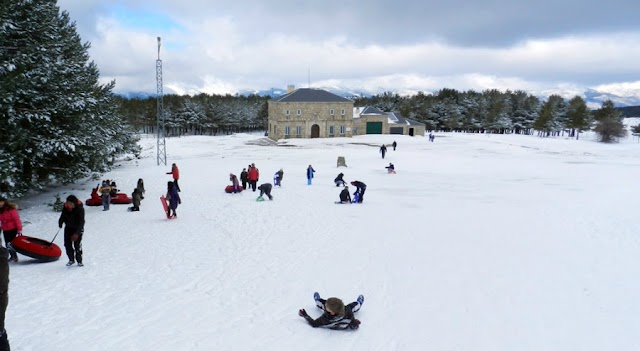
306, 165, 315, 185
165, 181, 181, 218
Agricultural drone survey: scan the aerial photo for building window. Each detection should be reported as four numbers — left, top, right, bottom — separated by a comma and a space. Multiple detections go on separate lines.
284, 126, 291, 136
352, 127, 358, 135
330, 109, 335, 115
339, 125, 346, 135
296, 126, 302, 136
285, 109, 290, 115
341, 109, 346, 115
297, 109, 301, 115
329, 125, 334, 136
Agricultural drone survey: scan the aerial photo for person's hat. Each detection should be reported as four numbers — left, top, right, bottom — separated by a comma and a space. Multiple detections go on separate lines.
325, 298, 345, 316
0, 196, 6, 202
344, 186, 349, 190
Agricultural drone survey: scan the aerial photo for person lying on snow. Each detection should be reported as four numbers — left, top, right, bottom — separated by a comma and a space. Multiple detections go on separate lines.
298, 292, 364, 330
338, 186, 351, 203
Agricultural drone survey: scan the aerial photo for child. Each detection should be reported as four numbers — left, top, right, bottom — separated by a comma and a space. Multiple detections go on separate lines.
240, 168, 248, 190
298, 292, 364, 330
129, 189, 141, 212
229, 173, 241, 193
306, 165, 315, 185
136, 178, 145, 200
385, 163, 395, 173
274, 169, 284, 187
166, 163, 181, 192
334, 173, 347, 187
165, 182, 181, 218
339, 186, 351, 203
98, 180, 112, 211
257, 183, 273, 200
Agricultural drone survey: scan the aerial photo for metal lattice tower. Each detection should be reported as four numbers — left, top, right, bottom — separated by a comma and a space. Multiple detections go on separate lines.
156, 37, 167, 166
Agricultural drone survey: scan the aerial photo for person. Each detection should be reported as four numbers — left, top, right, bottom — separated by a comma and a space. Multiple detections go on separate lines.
165, 181, 181, 218
98, 180, 112, 211
58, 195, 85, 267
385, 163, 395, 173
429, 132, 435, 142
229, 173, 241, 193
257, 183, 273, 200
129, 188, 141, 212
166, 163, 181, 192
380, 144, 387, 159
0, 245, 11, 350
274, 169, 284, 187
392, 140, 397, 151
306, 165, 315, 185
0, 197, 22, 262
338, 186, 351, 203
136, 178, 145, 200
109, 181, 118, 197
248, 163, 259, 192
350, 181, 367, 203
240, 168, 248, 190
334, 173, 347, 187
298, 292, 364, 330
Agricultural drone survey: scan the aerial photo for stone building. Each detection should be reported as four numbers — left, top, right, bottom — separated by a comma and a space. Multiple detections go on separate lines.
267, 87, 425, 140
267, 88, 354, 140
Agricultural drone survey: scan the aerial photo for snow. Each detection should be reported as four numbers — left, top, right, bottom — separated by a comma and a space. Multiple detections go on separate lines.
7, 130, 640, 351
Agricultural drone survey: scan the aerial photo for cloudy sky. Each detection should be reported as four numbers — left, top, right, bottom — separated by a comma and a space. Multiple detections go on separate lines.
58, 0, 640, 97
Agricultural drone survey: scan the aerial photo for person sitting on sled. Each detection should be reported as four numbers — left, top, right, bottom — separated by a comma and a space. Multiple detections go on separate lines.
385, 163, 395, 173
229, 173, 241, 193
338, 186, 351, 203
298, 292, 364, 330
334, 172, 347, 187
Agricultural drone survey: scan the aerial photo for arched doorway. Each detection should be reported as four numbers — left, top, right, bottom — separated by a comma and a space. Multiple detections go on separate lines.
311, 124, 320, 138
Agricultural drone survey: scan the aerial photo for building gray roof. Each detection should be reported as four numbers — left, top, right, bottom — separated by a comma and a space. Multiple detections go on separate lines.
387, 112, 425, 126
360, 106, 386, 115
273, 88, 353, 103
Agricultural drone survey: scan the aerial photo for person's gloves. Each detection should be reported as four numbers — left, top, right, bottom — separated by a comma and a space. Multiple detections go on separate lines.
349, 319, 361, 330
298, 309, 308, 317
58, 220, 63, 228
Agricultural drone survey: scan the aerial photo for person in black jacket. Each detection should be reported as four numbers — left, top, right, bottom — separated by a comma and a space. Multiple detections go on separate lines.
350, 181, 367, 203
240, 168, 248, 190
392, 140, 397, 151
298, 292, 364, 330
58, 195, 85, 267
334, 173, 347, 187
257, 183, 273, 200
379, 144, 387, 159
338, 186, 351, 203
0, 246, 10, 350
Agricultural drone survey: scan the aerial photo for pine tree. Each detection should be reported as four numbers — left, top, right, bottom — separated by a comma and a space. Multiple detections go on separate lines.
0, 0, 139, 196
565, 96, 590, 139
593, 100, 627, 143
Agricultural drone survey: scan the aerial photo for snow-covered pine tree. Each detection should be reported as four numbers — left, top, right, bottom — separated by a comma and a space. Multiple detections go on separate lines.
0, 0, 139, 197
593, 100, 627, 143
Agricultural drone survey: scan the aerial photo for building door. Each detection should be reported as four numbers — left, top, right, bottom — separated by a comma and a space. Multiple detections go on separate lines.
389, 127, 404, 135
366, 122, 383, 134
409, 128, 414, 136
311, 124, 320, 138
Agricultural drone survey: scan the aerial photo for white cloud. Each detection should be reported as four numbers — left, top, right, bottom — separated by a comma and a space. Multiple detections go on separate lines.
57, 1, 640, 99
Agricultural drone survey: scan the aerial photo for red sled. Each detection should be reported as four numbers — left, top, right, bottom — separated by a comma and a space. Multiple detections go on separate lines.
86, 187, 132, 205
225, 185, 243, 193
160, 195, 173, 219
11, 235, 62, 262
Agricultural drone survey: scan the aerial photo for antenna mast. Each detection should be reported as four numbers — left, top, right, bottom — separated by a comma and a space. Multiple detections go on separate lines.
156, 37, 167, 166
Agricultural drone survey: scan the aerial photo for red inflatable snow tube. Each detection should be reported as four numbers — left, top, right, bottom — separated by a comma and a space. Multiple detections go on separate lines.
111, 193, 132, 204
225, 185, 243, 193
85, 191, 132, 206
11, 236, 62, 262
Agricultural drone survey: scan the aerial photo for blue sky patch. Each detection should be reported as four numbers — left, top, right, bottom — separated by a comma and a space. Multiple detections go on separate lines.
106, 5, 184, 32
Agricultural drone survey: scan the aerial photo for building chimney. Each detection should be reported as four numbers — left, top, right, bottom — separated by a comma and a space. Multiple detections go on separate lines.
287, 85, 295, 93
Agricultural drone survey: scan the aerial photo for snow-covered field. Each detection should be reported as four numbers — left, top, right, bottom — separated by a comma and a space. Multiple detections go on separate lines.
6, 124, 640, 351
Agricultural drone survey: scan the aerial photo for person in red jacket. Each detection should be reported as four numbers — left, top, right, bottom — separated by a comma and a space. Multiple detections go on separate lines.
247, 163, 259, 192
166, 163, 181, 192
0, 197, 22, 262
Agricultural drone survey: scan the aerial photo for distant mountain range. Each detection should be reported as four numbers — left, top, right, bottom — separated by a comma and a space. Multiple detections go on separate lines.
118, 86, 640, 109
